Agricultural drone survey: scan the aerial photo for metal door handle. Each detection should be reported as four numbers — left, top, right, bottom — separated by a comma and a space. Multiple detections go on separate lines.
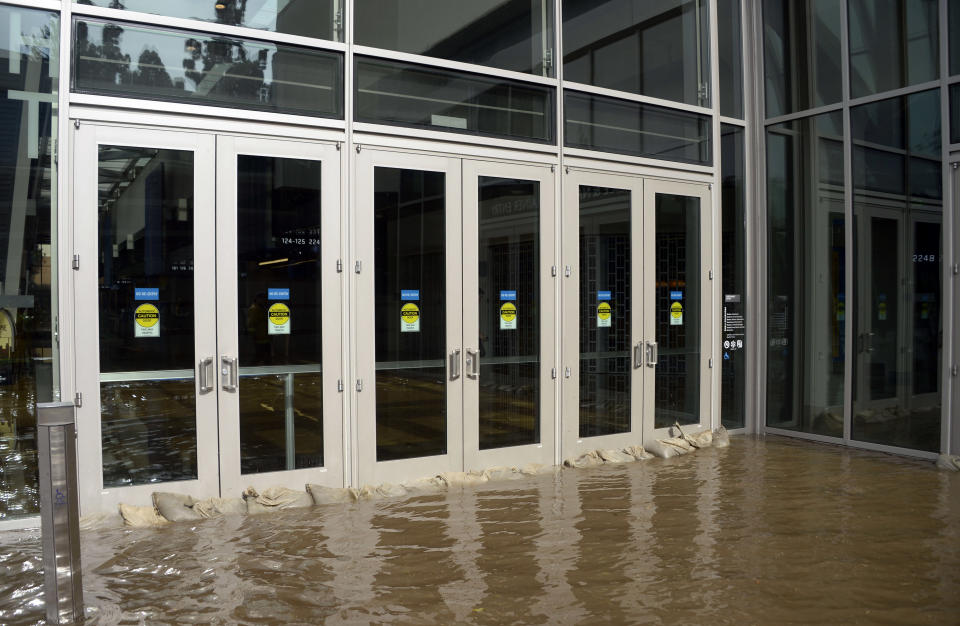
198, 357, 214, 393
634, 342, 644, 368
221, 356, 238, 392
450, 349, 461, 380
466, 348, 479, 379
646, 341, 658, 367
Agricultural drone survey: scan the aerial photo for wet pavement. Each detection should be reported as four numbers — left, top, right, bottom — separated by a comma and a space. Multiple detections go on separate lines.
2, 436, 959, 624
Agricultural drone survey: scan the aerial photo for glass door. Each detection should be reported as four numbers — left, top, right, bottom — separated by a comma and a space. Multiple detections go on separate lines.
462, 160, 556, 470
355, 150, 463, 485
73, 125, 218, 514
215, 136, 343, 495
561, 170, 644, 458
642, 179, 712, 443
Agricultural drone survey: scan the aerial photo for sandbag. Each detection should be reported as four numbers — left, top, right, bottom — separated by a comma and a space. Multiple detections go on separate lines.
623, 445, 653, 461
598, 449, 634, 464
713, 426, 731, 448
153, 492, 201, 522
482, 466, 522, 482
563, 450, 603, 468
306, 484, 354, 505
118, 503, 168, 527
402, 476, 446, 493
192, 497, 246, 518
645, 438, 693, 459
437, 471, 489, 488
936, 454, 960, 472
243, 486, 313, 514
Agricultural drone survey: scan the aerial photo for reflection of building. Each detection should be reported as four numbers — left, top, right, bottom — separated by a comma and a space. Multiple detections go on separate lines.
1, 0, 959, 525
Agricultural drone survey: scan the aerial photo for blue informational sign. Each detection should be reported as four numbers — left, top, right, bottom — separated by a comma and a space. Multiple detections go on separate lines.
268, 288, 290, 300
670, 291, 683, 300
134, 288, 159, 301
597, 291, 611, 301
500, 290, 517, 301
401, 289, 420, 301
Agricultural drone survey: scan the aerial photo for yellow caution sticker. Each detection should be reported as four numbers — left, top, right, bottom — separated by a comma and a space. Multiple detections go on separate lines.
134, 303, 160, 338
500, 301, 517, 330
670, 301, 683, 326
401, 302, 420, 333
268, 302, 291, 335
597, 301, 612, 328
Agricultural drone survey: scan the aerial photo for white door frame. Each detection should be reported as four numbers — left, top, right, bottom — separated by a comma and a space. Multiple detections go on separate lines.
73, 124, 218, 515
354, 148, 464, 486
561, 168, 645, 459
462, 159, 557, 470
215, 135, 344, 496
642, 178, 714, 443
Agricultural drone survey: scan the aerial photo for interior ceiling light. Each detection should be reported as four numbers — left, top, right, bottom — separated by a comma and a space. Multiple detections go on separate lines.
215, 3, 226, 9
258, 258, 289, 266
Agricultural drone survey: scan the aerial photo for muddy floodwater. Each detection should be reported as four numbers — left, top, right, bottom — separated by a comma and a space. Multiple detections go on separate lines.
2, 436, 959, 624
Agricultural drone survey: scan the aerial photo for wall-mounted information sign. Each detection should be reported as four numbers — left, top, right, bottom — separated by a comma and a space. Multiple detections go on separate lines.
722, 294, 745, 358
499, 290, 517, 330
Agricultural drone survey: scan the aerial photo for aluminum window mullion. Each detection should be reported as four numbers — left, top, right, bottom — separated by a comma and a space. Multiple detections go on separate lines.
561, 80, 714, 116
841, 0, 854, 445
938, 0, 955, 456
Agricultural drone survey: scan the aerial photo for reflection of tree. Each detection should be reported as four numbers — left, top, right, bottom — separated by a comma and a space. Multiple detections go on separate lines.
183, 37, 265, 101
75, 21, 131, 86
131, 48, 173, 89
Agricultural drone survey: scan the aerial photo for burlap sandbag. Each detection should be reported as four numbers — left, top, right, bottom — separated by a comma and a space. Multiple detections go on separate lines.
152, 492, 201, 522
118, 503, 168, 527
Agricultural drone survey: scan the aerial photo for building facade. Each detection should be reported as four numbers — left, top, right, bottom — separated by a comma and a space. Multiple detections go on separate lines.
0, 0, 957, 524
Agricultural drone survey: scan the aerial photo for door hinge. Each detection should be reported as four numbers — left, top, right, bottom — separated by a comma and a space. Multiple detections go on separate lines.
953, 263, 959, 275
356, 379, 363, 392
54, 316, 59, 346
336, 259, 343, 273
952, 364, 958, 377
337, 379, 344, 392
709, 357, 714, 368
74, 392, 82, 408
53, 138, 58, 166
354, 260, 362, 274
73, 119, 79, 129
334, 7, 344, 40
551, 265, 557, 277
551, 367, 557, 379
564, 265, 572, 277
564, 366, 571, 378
543, 48, 554, 74
697, 81, 709, 104
72, 254, 80, 270
709, 270, 714, 280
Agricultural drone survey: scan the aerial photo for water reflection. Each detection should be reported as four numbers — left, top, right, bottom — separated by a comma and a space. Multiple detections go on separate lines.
2, 437, 959, 623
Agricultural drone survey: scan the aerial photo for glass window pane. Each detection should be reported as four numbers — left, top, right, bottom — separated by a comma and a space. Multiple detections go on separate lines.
0, 5, 59, 521
849, 0, 938, 99
374, 168, 447, 461
579, 186, 631, 438
951, 84, 960, 144
564, 90, 711, 166
721, 124, 746, 430
654, 194, 701, 428
718, 0, 744, 118
562, 0, 710, 107
478, 177, 540, 450
236, 156, 323, 473
766, 111, 845, 437
73, 19, 343, 118
74, 0, 338, 42
355, 56, 554, 143
763, 0, 842, 118
851, 89, 942, 452
355, 0, 552, 76
97, 146, 198, 487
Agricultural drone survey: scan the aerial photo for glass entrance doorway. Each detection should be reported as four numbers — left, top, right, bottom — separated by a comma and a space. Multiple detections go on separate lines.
354, 150, 556, 485
561, 170, 712, 458
73, 125, 343, 514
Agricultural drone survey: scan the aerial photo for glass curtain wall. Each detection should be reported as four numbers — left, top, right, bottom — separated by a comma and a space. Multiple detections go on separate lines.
766, 112, 846, 437
0, 5, 59, 521
721, 124, 746, 430
718, 0, 744, 118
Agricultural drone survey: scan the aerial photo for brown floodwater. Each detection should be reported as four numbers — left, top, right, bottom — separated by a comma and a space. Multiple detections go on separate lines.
2, 435, 959, 624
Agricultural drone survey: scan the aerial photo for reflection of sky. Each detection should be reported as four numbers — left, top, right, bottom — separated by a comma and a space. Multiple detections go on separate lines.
83, 0, 292, 32
82, 21, 276, 91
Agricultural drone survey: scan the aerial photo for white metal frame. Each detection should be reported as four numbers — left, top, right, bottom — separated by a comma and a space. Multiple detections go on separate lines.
462, 159, 557, 471
72, 124, 219, 515
215, 135, 345, 496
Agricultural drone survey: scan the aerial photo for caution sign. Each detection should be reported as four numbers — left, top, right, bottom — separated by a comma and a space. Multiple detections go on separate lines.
134, 303, 160, 338
500, 301, 517, 330
670, 301, 683, 326
268, 302, 291, 335
597, 301, 612, 328
401, 302, 420, 333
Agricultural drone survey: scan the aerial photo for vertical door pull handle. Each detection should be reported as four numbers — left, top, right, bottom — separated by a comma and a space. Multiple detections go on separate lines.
450, 349, 461, 380
646, 341, 659, 367
221, 356, 238, 392
466, 348, 479, 379
198, 357, 214, 393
